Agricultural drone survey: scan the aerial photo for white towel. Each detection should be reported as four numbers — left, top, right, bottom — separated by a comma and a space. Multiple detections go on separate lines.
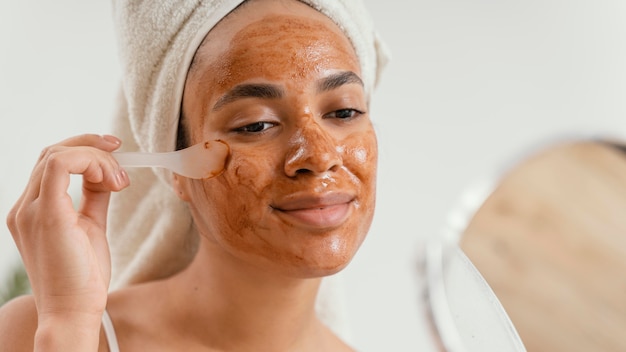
107, 0, 390, 340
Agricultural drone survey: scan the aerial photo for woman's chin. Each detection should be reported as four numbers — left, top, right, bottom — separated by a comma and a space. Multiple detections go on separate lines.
274, 250, 356, 279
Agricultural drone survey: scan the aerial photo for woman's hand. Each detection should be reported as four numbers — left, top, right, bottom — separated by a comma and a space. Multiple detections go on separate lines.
6, 134, 130, 350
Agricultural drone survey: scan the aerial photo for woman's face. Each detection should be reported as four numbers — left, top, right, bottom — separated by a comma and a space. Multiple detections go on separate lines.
178, 0, 377, 278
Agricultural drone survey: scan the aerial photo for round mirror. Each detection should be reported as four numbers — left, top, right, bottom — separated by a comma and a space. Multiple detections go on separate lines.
455, 139, 626, 351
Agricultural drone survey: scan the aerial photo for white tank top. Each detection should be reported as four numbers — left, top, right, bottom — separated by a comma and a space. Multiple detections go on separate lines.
101, 310, 120, 352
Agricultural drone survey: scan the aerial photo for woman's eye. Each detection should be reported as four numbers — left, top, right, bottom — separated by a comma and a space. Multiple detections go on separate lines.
325, 108, 364, 120
234, 121, 275, 134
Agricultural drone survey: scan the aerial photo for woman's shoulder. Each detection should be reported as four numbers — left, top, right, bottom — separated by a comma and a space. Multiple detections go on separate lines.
105, 280, 173, 350
106, 280, 167, 325
0, 294, 121, 352
0, 288, 160, 352
0, 295, 37, 351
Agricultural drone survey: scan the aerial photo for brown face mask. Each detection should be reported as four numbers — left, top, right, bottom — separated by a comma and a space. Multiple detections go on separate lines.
178, 3, 376, 278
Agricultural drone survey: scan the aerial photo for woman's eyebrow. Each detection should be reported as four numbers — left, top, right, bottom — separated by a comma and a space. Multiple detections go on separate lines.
212, 83, 284, 111
317, 71, 363, 93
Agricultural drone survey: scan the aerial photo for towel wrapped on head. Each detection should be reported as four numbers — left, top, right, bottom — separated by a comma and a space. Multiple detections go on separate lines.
107, 0, 389, 339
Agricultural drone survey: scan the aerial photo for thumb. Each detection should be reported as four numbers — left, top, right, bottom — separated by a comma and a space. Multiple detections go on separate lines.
79, 168, 129, 229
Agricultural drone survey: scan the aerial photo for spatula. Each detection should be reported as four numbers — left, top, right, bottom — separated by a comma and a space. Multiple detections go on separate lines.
113, 140, 230, 179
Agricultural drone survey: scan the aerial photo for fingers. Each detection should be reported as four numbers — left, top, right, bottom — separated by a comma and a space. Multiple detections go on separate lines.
79, 168, 129, 229
38, 146, 126, 199
25, 134, 125, 202
45, 134, 122, 155
9, 134, 130, 235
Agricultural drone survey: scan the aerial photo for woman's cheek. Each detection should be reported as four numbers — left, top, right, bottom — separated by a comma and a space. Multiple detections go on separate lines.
203, 152, 275, 232
227, 151, 277, 192
342, 129, 378, 188
342, 129, 377, 239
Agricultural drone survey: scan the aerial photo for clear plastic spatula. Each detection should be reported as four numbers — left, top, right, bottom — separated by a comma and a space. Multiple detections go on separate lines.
113, 140, 230, 179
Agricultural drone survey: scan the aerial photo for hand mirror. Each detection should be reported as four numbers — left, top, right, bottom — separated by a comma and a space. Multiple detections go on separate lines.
451, 139, 626, 351
423, 239, 526, 351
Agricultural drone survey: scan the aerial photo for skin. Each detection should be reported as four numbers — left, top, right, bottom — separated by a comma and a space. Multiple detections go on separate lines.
177, 5, 377, 279
0, 0, 377, 351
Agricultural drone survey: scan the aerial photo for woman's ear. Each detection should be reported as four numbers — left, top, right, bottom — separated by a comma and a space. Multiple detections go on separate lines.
172, 173, 191, 202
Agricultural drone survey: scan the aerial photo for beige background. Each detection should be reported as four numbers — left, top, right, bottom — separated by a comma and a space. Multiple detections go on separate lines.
1, 0, 625, 350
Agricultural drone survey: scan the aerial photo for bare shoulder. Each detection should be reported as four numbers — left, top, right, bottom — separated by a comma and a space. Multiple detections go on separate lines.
317, 322, 356, 352
0, 295, 38, 351
104, 281, 171, 349
0, 295, 112, 352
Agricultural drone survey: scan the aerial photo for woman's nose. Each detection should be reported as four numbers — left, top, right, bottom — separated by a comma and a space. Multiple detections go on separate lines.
284, 122, 343, 177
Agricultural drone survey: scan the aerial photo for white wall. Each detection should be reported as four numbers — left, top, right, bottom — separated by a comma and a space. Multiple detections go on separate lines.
1, 1, 625, 351
0, 1, 119, 280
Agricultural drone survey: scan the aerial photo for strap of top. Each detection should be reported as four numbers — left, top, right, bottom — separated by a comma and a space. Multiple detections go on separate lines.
102, 309, 121, 352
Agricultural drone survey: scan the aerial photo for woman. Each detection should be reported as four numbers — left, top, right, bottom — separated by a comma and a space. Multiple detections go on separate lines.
0, 0, 388, 350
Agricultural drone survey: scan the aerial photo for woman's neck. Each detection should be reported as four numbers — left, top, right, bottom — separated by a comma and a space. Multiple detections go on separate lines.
163, 238, 335, 351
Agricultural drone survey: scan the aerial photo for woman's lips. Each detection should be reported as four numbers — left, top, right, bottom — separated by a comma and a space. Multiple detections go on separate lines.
271, 192, 355, 229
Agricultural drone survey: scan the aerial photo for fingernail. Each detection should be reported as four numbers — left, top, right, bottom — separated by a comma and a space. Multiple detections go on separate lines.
103, 135, 121, 145
119, 168, 128, 183
114, 169, 123, 185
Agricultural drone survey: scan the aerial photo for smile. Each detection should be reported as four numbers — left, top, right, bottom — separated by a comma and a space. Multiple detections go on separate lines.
271, 193, 355, 229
